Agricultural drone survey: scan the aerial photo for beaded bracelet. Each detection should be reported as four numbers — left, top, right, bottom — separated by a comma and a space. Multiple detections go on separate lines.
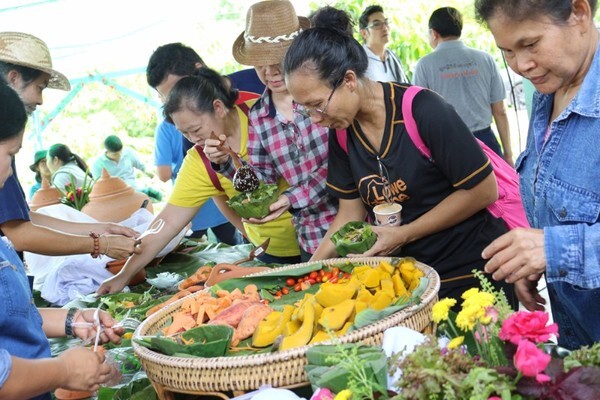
64, 307, 77, 338
90, 232, 100, 258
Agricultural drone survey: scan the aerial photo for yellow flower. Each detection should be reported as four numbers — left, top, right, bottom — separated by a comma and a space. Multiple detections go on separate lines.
456, 304, 485, 331
334, 389, 352, 400
447, 336, 464, 349
461, 288, 480, 300
123, 332, 133, 340
432, 298, 457, 323
463, 291, 495, 309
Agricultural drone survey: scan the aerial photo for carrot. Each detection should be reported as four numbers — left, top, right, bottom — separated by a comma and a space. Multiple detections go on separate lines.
178, 265, 213, 290
146, 289, 192, 317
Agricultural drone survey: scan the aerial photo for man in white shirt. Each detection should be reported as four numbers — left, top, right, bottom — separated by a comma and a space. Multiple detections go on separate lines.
359, 5, 408, 83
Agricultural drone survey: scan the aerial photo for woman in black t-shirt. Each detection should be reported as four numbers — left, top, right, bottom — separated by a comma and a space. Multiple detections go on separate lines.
283, 7, 515, 305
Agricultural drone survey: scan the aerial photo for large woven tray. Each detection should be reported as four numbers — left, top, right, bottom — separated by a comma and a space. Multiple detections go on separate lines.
133, 257, 440, 393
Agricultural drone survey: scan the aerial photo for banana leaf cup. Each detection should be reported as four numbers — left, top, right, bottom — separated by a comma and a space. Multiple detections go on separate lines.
227, 183, 279, 219
134, 325, 234, 357
330, 221, 377, 257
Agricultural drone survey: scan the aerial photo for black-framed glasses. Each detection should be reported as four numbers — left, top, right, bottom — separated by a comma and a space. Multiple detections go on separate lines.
377, 155, 392, 203
294, 79, 341, 119
367, 19, 390, 30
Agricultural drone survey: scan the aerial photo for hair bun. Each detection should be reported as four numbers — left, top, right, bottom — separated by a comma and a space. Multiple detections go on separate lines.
311, 6, 354, 36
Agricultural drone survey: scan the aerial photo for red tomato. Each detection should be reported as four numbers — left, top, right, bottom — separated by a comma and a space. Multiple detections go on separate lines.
286, 278, 296, 287
294, 283, 302, 292
309, 271, 319, 279
281, 287, 289, 295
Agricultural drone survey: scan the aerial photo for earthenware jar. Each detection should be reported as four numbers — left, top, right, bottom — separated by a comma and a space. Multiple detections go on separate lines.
29, 178, 62, 211
81, 168, 153, 222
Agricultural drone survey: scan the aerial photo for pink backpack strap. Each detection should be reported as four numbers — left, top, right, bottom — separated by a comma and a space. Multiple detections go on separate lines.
194, 145, 224, 192
335, 129, 348, 154
402, 85, 433, 162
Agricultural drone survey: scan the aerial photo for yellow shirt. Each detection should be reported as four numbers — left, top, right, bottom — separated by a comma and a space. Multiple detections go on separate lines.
169, 105, 300, 258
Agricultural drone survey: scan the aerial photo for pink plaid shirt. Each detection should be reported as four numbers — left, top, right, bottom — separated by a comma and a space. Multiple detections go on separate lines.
218, 91, 337, 253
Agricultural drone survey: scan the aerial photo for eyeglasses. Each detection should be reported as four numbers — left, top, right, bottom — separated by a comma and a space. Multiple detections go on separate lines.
377, 155, 392, 203
294, 81, 340, 119
367, 20, 390, 30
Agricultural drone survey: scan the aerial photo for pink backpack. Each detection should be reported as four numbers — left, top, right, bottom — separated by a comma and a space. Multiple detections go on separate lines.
335, 85, 529, 230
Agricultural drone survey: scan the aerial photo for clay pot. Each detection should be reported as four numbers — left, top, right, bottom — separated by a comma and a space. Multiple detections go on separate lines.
106, 258, 147, 286
54, 388, 92, 400
29, 178, 62, 211
81, 168, 153, 222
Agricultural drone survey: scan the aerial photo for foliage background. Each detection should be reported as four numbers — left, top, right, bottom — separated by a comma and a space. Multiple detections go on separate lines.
18, 0, 505, 196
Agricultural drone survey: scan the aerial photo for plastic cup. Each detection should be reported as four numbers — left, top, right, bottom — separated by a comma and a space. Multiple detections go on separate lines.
373, 203, 402, 226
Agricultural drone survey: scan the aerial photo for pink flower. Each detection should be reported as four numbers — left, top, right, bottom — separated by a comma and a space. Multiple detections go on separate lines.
312, 388, 335, 400
499, 311, 558, 345
514, 340, 551, 383
488, 397, 502, 400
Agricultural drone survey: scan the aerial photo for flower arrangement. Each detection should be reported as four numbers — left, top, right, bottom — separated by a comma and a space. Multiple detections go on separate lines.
391, 271, 600, 399
57, 172, 94, 211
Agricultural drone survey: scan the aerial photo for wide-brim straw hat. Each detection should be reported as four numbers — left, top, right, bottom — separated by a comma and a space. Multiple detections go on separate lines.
232, 0, 310, 66
0, 32, 70, 91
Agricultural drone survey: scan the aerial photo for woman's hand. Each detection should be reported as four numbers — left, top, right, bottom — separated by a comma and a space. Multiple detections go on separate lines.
355, 225, 407, 257
244, 195, 291, 224
100, 235, 142, 259
98, 223, 138, 238
72, 309, 124, 344
96, 272, 132, 295
514, 274, 546, 311
203, 135, 231, 164
57, 347, 112, 392
481, 227, 546, 283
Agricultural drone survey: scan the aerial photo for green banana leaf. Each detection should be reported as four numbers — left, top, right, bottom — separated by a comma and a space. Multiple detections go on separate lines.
330, 221, 377, 257
306, 344, 388, 394
134, 325, 234, 357
227, 183, 279, 219
211, 262, 324, 293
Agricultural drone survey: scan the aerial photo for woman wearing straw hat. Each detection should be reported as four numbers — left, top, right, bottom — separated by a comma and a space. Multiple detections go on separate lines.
0, 32, 140, 264
204, 0, 338, 261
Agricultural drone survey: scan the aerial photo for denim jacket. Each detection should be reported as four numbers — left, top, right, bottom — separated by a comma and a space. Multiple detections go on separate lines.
0, 238, 51, 399
515, 45, 600, 290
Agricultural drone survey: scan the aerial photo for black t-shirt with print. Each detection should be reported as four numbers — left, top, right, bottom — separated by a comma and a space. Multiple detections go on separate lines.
327, 82, 507, 284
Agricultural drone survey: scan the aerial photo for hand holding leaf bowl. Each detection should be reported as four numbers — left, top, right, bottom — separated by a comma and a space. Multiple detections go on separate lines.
227, 182, 280, 219
330, 221, 377, 257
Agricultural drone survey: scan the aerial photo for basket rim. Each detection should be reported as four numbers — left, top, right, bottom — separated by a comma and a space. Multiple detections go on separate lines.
133, 257, 440, 367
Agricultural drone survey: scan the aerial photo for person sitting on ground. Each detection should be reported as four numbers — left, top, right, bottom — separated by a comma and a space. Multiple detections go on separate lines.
97, 68, 301, 295
412, 7, 513, 164
283, 7, 516, 306
47, 143, 92, 190
91, 134, 153, 190
0, 31, 140, 262
0, 81, 124, 400
29, 149, 51, 199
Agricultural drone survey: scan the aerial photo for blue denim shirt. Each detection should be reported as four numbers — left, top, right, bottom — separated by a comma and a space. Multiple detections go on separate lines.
515, 44, 600, 290
0, 237, 51, 400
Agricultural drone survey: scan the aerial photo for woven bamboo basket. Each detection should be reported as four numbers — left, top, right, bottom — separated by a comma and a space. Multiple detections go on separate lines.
133, 257, 440, 394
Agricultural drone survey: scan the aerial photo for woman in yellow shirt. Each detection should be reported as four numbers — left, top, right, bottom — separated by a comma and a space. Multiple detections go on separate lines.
97, 68, 300, 294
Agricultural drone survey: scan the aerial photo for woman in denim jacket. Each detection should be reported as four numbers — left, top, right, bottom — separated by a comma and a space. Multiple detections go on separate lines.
477, 0, 600, 349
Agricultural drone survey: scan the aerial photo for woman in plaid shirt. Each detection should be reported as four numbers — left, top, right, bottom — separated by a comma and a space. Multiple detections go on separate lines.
205, 0, 338, 261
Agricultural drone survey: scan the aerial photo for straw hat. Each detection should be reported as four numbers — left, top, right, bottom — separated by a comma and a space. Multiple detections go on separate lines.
0, 32, 70, 91
232, 0, 310, 66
